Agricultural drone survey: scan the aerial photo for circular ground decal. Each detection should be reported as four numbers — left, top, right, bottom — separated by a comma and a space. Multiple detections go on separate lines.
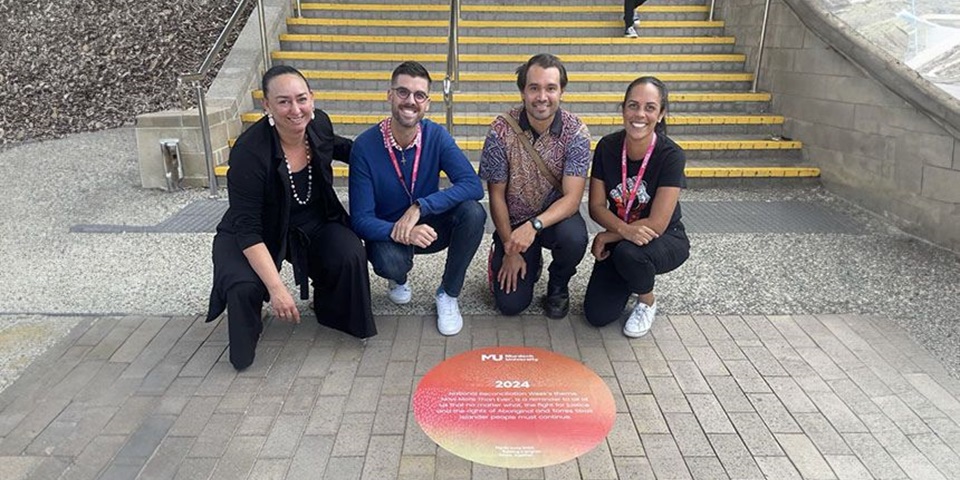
413, 346, 616, 468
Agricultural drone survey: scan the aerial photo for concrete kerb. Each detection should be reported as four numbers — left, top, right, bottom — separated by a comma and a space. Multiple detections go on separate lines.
134, 0, 292, 190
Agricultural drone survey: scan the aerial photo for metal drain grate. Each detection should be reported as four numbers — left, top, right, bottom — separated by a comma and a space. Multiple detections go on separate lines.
72, 199, 864, 235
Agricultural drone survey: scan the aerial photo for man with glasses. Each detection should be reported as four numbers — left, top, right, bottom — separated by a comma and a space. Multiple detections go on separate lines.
349, 61, 485, 336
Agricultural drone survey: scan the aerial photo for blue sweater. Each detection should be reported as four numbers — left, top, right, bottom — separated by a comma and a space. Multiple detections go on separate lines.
349, 119, 483, 241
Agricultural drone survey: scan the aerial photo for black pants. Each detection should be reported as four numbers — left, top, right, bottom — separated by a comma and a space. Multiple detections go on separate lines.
625, 0, 649, 28
584, 224, 689, 327
488, 212, 588, 315
213, 222, 374, 370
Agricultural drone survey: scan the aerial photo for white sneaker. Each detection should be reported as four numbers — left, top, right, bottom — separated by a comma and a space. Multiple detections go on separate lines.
387, 280, 412, 305
435, 290, 463, 336
624, 301, 657, 338
625, 26, 639, 38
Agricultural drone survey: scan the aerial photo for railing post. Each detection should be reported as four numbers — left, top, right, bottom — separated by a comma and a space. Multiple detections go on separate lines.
444, 0, 460, 134
752, 0, 772, 93
709, 0, 716, 22
195, 85, 219, 197
258, 0, 271, 73
444, 79, 454, 133
296, 0, 302, 18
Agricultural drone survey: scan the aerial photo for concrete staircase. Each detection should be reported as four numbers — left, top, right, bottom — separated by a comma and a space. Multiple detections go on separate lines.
224, 0, 815, 181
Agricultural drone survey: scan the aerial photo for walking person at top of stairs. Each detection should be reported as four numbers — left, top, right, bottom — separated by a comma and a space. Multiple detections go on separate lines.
624, 0, 646, 37
348, 61, 486, 337
479, 53, 591, 320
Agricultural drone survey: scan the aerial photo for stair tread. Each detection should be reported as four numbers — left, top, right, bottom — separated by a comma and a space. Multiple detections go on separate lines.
280, 33, 736, 44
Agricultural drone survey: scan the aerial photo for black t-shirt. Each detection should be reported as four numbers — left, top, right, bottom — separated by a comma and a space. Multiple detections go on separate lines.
591, 130, 686, 228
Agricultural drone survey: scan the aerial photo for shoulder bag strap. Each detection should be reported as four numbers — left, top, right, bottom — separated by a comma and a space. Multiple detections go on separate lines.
500, 114, 563, 192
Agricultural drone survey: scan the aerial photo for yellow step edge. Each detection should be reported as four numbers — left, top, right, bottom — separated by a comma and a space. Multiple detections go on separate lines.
288, 18, 723, 28
301, 3, 708, 13
217, 165, 818, 178
272, 51, 745, 63
685, 167, 820, 178
240, 112, 783, 126
251, 91, 772, 103
280, 34, 737, 45
226, 129, 799, 151
300, 70, 754, 82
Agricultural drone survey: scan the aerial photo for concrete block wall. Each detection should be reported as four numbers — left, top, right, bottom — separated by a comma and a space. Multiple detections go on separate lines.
718, 0, 960, 251
135, 0, 291, 190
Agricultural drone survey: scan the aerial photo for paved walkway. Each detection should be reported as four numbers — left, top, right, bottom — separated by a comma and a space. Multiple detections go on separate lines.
3, 311, 960, 479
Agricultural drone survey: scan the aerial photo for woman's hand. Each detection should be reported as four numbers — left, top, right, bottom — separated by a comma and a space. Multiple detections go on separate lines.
498, 252, 527, 294
269, 286, 301, 324
591, 231, 617, 261
619, 223, 659, 247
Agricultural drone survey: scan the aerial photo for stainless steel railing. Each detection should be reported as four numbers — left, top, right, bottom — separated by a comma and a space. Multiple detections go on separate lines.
178, 0, 270, 197
752, 0, 772, 93
443, 0, 461, 134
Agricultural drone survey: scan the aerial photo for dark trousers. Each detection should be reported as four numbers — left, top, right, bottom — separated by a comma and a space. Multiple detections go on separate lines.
488, 212, 588, 315
584, 224, 689, 327
625, 0, 649, 27
366, 200, 486, 297
215, 222, 374, 370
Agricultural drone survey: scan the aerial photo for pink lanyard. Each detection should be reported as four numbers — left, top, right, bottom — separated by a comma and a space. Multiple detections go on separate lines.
620, 132, 657, 222
380, 119, 422, 203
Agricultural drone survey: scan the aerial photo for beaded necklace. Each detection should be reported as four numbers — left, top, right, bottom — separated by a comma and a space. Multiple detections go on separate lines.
285, 137, 312, 205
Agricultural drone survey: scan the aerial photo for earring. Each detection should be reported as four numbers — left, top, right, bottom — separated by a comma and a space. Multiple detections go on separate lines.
310, 109, 315, 120
266, 112, 275, 127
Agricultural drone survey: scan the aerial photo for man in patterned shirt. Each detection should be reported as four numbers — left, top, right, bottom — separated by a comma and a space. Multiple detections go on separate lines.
479, 53, 591, 319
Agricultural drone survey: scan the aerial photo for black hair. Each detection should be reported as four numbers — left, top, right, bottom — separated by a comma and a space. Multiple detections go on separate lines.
622, 76, 669, 135
515, 53, 568, 92
261, 65, 309, 96
391, 61, 432, 86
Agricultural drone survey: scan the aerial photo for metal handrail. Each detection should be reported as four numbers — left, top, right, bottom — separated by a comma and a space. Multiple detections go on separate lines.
709, 0, 716, 21
443, 0, 461, 134
295, 0, 302, 18
178, 0, 270, 196
751, 0, 772, 92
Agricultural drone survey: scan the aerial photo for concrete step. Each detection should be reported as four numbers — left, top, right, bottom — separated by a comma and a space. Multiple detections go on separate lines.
296, 70, 754, 91
286, 17, 725, 37
272, 51, 745, 72
241, 111, 785, 136
215, 160, 817, 182
298, 3, 710, 21
252, 90, 772, 114
279, 34, 738, 55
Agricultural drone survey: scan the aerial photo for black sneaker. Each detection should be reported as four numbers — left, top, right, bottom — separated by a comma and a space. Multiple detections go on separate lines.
542, 284, 570, 319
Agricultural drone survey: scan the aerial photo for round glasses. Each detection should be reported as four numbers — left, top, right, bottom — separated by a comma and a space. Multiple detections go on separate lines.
392, 87, 430, 104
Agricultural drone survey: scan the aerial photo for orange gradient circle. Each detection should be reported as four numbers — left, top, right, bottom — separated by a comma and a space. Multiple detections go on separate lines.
413, 346, 616, 468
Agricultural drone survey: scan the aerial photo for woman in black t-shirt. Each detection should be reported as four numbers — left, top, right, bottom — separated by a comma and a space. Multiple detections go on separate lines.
583, 76, 690, 337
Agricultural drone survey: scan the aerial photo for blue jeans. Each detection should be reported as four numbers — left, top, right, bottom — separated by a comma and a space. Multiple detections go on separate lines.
366, 200, 486, 297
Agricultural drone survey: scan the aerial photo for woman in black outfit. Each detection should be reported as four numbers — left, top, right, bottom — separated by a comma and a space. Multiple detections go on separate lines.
207, 65, 375, 370
583, 76, 690, 338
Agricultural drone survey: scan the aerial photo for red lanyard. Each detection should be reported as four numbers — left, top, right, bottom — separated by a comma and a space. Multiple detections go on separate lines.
620, 132, 657, 222
380, 118, 422, 203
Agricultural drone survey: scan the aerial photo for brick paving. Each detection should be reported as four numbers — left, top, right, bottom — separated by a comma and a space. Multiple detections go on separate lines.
2, 313, 960, 479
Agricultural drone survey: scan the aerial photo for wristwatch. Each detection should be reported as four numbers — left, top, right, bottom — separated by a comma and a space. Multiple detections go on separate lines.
529, 217, 543, 233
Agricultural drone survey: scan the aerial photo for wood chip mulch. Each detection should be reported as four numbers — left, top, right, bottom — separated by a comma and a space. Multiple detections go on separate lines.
0, 0, 248, 147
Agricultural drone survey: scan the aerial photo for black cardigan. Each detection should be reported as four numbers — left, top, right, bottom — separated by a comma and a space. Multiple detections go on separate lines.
206, 109, 352, 321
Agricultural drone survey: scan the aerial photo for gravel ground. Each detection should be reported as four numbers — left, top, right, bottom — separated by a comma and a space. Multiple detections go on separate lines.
0, 0, 242, 146
1, 128, 959, 387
